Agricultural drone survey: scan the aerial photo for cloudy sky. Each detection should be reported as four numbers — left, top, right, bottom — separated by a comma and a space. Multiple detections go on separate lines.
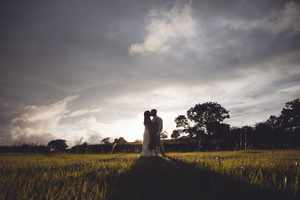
1, 0, 300, 145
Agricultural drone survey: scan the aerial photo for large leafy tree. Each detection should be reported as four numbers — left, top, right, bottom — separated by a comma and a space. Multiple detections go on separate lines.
187, 102, 230, 135
174, 115, 190, 137
174, 114, 203, 138
175, 115, 190, 129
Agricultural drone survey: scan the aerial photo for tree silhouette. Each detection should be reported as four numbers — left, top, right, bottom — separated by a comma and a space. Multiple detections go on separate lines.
240, 126, 254, 150
171, 130, 181, 139
187, 102, 230, 136
47, 139, 68, 152
112, 137, 129, 153
160, 131, 168, 140
114, 137, 128, 145
209, 122, 230, 139
280, 98, 300, 132
101, 137, 111, 144
175, 115, 190, 129
4, 98, 300, 154
254, 122, 273, 147
173, 115, 191, 138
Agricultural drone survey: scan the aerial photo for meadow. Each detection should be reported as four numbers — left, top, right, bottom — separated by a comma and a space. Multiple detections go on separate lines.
0, 150, 299, 200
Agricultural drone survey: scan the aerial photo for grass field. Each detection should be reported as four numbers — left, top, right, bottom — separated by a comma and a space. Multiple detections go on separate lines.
0, 150, 300, 200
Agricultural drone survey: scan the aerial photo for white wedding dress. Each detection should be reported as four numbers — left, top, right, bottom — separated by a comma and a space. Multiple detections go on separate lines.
141, 125, 156, 157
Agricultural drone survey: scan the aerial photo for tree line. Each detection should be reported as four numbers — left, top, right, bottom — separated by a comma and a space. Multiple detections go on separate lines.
171, 98, 300, 150
0, 98, 299, 153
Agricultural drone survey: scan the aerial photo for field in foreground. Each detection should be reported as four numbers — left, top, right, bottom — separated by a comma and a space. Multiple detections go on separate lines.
0, 150, 300, 200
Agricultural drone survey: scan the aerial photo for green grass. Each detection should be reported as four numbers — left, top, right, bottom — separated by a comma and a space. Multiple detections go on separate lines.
0, 150, 299, 200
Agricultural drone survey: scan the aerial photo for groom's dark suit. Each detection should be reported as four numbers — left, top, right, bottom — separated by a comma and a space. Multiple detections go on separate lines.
147, 120, 156, 150
151, 115, 163, 152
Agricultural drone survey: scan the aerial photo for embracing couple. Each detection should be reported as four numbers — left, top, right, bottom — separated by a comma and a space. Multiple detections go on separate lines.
141, 109, 165, 157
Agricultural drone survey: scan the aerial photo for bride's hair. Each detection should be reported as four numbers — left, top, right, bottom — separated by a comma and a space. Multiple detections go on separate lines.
144, 110, 151, 126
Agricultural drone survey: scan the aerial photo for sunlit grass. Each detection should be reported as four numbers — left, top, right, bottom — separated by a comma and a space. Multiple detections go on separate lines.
171, 150, 300, 195
0, 150, 299, 200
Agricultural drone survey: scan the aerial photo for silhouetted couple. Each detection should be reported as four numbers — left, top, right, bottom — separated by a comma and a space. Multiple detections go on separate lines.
141, 109, 165, 157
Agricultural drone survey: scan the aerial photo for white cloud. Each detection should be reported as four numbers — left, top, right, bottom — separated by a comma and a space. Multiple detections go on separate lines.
60, 116, 144, 144
129, 2, 196, 55
110, 51, 300, 131
219, 2, 300, 34
8, 94, 138, 145
66, 106, 102, 118
10, 96, 78, 144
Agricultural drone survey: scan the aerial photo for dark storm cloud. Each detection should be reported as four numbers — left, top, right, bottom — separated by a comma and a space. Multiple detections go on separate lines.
0, 0, 299, 144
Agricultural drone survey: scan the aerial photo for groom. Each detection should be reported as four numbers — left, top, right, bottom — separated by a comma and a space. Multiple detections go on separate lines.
150, 109, 165, 156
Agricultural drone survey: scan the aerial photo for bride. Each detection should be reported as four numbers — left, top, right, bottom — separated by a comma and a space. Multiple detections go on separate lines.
141, 110, 156, 157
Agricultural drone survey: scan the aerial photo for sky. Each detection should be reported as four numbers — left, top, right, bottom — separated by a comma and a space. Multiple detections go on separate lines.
0, 0, 300, 146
